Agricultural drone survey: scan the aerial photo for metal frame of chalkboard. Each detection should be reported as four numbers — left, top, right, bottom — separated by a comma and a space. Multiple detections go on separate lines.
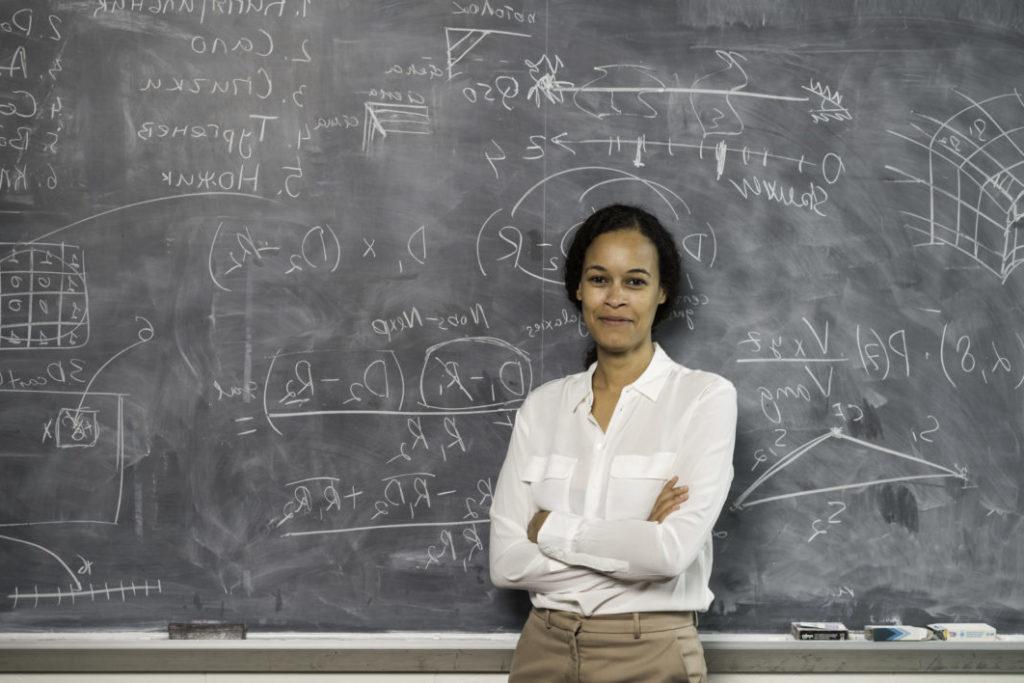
1, 634, 1023, 673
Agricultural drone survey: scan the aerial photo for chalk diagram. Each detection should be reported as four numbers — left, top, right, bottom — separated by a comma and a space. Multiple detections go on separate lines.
518, 50, 836, 179
475, 166, 705, 284
0, 387, 136, 606
0, 198, 256, 610
0, 390, 126, 528
535, 50, 810, 127
444, 27, 531, 81
0, 310, 156, 607
0, 242, 89, 349
568, 64, 670, 120
0, 311, 153, 528
0, 387, 162, 608
1, 531, 162, 608
731, 427, 968, 511
886, 90, 1024, 283
362, 102, 431, 153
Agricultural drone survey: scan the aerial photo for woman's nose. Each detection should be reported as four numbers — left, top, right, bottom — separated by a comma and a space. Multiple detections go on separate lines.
605, 283, 626, 305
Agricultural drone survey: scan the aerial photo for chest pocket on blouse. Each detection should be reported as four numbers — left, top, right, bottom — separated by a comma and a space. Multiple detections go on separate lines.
521, 454, 577, 512
606, 452, 677, 521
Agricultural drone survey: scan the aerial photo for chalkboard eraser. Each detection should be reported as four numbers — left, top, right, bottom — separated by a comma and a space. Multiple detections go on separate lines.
791, 622, 849, 640
168, 622, 247, 639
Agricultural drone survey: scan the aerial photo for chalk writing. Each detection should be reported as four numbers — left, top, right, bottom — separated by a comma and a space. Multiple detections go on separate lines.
0, 243, 88, 350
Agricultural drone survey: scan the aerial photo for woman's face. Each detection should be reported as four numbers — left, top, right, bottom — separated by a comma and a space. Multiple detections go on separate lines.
576, 229, 666, 357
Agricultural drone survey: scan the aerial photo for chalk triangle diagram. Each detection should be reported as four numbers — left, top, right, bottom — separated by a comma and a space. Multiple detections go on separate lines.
731, 428, 966, 511
444, 27, 531, 81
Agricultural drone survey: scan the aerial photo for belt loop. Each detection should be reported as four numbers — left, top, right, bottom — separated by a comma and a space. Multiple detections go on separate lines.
570, 619, 583, 683
544, 608, 551, 629
693, 611, 699, 628
632, 612, 641, 640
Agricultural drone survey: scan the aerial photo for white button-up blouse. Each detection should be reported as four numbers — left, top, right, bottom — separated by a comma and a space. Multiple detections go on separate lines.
489, 343, 737, 616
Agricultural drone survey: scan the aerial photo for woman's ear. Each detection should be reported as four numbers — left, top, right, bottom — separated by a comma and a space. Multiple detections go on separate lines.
576, 284, 583, 301
658, 287, 667, 305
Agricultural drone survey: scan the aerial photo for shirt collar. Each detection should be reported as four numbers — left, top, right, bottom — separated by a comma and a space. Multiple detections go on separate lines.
570, 343, 678, 412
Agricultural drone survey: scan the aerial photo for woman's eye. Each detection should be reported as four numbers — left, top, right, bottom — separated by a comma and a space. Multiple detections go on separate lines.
627, 278, 648, 287
588, 276, 607, 284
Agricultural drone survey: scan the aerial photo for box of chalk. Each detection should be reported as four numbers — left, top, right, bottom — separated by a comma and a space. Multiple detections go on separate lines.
864, 625, 933, 641
927, 623, 997, 641
791, 622, 849, 640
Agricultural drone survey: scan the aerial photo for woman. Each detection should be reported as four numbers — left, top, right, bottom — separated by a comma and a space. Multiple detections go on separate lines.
489, 204, 737, 682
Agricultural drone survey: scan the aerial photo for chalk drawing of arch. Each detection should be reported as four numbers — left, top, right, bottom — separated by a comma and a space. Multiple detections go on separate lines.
731, 427, 967, 511
475, 166, 691, 284
886, 90, 1024, 284
510, 166, 690, 220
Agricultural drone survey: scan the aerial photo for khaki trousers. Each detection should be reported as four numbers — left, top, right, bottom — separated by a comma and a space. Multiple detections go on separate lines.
508, 608, 707, 683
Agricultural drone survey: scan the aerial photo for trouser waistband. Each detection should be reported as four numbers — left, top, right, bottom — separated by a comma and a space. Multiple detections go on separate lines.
532, 608, 697, 639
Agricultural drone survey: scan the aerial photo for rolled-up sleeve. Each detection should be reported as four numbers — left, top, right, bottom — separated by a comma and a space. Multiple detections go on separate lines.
489, 401, 624, 594
536, 380, 737, 581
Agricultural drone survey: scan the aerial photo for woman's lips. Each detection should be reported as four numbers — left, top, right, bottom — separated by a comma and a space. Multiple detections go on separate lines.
598, 316, 632, 325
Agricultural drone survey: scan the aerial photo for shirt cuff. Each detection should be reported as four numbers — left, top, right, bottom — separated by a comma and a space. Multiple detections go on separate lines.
537, 511, 629, 574
537, 510, 582, 562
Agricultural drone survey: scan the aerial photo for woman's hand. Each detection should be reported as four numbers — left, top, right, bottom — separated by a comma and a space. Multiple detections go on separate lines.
527, 510, 550, 543
647, 476, 689, 523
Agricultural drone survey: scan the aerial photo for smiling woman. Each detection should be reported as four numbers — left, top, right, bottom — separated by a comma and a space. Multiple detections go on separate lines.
564, 204, 683, 369
489, 204, 738, 682
576, 229, 667, 369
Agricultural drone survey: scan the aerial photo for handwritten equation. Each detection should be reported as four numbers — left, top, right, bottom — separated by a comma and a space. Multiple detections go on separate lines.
263, 336, 532, 427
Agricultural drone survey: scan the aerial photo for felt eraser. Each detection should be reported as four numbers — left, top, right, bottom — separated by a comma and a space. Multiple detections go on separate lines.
791, 622, 849, 640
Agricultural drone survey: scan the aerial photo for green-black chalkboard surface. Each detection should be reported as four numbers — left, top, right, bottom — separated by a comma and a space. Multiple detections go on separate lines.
1, 0, 1023, 632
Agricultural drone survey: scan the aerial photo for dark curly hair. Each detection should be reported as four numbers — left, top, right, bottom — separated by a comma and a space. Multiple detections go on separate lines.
563, 204, 682, 366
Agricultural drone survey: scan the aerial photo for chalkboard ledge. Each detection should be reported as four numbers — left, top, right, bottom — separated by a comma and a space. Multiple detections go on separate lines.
1, 633, 1023, 673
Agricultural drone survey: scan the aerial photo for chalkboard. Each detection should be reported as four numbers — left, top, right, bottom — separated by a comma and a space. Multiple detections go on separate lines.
2, 0, 1024, 634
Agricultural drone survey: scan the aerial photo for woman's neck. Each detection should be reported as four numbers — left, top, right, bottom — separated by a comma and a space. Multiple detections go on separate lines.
592, 341, 656, 393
